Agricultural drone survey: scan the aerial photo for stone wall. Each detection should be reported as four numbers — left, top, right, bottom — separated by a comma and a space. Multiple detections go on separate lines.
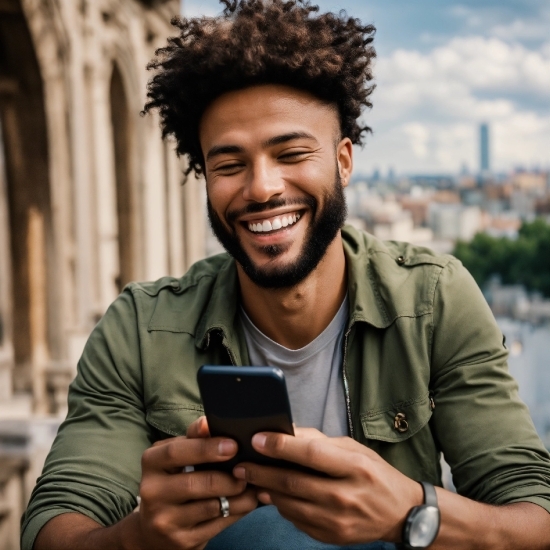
0, 0, 206, 416
0, 0, 206, 544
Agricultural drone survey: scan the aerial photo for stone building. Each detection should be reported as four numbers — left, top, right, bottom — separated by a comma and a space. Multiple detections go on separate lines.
0, 0, 205, 546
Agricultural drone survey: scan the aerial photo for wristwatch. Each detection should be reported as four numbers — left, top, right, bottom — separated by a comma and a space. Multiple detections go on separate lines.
402, 481, 440, 548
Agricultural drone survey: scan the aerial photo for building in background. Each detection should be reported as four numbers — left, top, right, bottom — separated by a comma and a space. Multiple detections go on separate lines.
480, 122, 490, 174
0, 1, 205, 546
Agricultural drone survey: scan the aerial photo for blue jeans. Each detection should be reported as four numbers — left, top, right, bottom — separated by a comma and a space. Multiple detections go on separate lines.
205, 505, 397, 550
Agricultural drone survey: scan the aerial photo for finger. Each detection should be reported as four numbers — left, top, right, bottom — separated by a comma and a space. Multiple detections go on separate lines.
142, 437, 238, 472
236, 463, 335, 502
141, 470, 248, 505
250, 432, 360, 477
294, 427, 327, 440
323, 436, 381, 461
163, 487, 258, 527
187, 416, 210, 439
142, 490, 257, 548
264, 491, 344, 545
268, 490, 370, 546
182, 509, 256, 549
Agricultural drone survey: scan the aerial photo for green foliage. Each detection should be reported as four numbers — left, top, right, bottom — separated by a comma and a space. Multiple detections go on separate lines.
453, 219, 550, 298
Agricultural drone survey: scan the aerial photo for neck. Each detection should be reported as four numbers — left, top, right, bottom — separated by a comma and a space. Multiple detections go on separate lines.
237, 233, 347, 350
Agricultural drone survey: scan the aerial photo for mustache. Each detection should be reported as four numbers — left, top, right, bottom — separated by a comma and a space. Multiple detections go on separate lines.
226, 197, 316, 224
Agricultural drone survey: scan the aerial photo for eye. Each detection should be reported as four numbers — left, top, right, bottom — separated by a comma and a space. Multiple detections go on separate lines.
214, 162, 244, 174
279, 150, 308, 162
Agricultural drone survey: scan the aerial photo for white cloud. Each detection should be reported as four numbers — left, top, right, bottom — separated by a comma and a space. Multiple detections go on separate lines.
403, 123, 430, 159
355, 35, 550, 175
379, 37, 550, 97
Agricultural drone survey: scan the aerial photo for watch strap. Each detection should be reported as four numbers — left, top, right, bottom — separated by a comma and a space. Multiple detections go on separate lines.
419, 481, 437, 507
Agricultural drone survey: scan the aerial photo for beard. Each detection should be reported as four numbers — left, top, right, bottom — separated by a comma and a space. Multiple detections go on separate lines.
207, 169, 347, 289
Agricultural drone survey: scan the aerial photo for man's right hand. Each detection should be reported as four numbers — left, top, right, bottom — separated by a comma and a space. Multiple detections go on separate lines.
34, 435, 257, 550
137, 435, 258, 549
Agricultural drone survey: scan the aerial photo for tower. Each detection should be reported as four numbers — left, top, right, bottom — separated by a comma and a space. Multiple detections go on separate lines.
480, 123, 490, 173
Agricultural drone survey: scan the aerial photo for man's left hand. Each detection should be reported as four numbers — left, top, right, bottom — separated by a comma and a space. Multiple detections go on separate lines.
233, 428, 422, 546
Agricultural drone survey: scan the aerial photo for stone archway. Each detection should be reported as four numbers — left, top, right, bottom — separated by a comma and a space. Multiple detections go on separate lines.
0, 0, 52, 413
110, 62, 136, 290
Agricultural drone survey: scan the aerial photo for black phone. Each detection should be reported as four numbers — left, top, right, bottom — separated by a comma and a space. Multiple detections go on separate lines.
196, 365, 296, 472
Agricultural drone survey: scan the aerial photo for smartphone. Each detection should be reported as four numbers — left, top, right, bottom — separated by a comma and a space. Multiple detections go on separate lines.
196, 365, 296, 472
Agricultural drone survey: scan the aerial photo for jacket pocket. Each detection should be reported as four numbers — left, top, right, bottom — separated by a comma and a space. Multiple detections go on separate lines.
146, 405, 204, 437
360, 392, 432, 443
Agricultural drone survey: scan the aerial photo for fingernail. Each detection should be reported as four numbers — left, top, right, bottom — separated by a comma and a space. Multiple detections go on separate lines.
218, 440, 236, 456
258, 491, 272, 504
252, 433, 266, 449
233, 466, 246, 479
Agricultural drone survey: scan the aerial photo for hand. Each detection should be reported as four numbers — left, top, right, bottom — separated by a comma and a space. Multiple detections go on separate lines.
138, 432, 258, 550
232, 429, 422, 545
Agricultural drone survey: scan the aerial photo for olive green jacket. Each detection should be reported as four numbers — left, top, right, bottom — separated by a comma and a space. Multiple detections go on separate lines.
21, 226, 550, 550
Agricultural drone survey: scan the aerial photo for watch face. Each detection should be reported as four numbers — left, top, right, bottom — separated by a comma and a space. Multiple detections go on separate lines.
407, 505, 440, 547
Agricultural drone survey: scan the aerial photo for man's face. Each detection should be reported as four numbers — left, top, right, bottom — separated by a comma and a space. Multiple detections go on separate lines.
200, 84, 352, 288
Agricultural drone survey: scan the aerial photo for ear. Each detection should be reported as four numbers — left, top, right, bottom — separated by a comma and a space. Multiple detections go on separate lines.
336, 138, 353, 187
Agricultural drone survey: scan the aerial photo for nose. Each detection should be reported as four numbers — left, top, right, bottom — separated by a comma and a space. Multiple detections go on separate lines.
242, 159, 285, 203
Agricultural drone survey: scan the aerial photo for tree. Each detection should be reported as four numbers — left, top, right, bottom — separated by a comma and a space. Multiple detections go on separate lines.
452, 219, 550, 298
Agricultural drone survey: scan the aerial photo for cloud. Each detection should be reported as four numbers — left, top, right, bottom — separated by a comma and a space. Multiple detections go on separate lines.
379, 37, 550, 98
403, 123, 430, 159
355, 34, 550, 174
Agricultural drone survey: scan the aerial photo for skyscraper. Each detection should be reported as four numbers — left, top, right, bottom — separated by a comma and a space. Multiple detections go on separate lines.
480, 123, 490, 173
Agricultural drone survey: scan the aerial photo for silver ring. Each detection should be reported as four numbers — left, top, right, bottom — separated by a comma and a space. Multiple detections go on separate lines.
219, 496, 230, 518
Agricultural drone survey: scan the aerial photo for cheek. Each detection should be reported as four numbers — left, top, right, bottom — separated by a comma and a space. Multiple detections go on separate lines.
206, 178, 238, 214
281, 162, 332, 195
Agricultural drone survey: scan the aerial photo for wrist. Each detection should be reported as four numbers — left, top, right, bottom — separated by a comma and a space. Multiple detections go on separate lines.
401, 482, 441, 549
114, 512, 146, 550
387, 479, 424, 543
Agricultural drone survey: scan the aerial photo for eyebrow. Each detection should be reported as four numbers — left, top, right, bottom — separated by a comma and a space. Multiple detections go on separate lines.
205, 131, 318, 162
262, 131, 318, 147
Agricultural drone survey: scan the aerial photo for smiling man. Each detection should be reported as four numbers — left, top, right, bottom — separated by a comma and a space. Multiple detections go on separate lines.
22, 1, 550, 550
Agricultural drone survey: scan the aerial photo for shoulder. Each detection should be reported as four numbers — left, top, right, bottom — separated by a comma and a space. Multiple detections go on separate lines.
128, 253, 232, 298
342, 224, 469, 322
115, 253, 235, 331
342, 224, 454, 269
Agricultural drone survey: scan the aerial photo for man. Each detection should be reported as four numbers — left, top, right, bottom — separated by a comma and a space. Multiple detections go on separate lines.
22, 1, 550, 549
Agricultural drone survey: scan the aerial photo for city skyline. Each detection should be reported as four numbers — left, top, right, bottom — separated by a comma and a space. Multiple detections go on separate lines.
182, 0, 550, 176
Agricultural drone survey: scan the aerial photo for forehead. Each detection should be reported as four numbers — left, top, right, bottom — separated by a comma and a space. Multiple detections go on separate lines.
199, 84, 340, 149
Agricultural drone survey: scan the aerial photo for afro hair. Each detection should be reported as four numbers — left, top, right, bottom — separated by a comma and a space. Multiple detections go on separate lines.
143, 0, 376, 175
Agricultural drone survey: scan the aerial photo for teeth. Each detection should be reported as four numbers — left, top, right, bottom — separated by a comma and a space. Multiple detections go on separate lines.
247, 213, 301, 233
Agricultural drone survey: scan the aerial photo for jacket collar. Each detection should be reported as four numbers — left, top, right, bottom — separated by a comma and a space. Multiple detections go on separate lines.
195, 225, 393, 352
195, 258, 247, 357
342, 226, 394, 329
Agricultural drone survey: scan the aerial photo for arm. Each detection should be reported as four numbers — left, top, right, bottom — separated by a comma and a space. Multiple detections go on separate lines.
229, 260, 550, 547
34, 436, 257, 550
232, 429, 550, 549
23, 290, 256, 550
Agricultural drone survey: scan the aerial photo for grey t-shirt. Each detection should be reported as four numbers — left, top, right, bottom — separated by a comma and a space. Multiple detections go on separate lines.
240, 296, 349, 437
206, 298, 394, 550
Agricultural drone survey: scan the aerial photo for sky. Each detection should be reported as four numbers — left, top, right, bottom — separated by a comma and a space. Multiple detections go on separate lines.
180, 0, 550, 176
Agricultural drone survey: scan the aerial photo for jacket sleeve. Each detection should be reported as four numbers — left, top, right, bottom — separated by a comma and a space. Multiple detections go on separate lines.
429, 258, 550, 512
21, 288, 154, 550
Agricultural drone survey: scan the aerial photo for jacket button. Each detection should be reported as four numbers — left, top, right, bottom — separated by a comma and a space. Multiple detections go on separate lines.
170, 281, 180, 290
394, 412, 409, 433
396, 256, 405, 265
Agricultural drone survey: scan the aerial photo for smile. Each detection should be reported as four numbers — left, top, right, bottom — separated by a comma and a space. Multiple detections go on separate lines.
247, 212, 301, 234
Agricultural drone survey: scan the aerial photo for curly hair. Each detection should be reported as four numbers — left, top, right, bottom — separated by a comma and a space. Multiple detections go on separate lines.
143, 0, 376, 175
